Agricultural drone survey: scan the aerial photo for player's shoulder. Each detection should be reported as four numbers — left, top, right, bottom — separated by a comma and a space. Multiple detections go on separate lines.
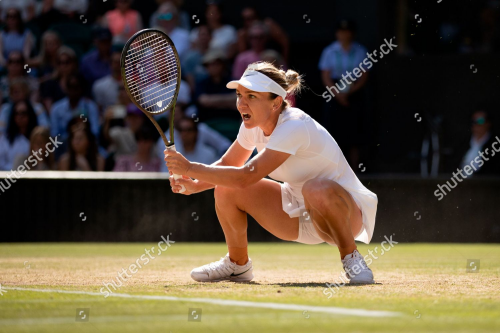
280, 107, 312, 126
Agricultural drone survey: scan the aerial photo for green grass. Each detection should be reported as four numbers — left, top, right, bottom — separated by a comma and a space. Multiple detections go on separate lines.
0, 243, 499, 332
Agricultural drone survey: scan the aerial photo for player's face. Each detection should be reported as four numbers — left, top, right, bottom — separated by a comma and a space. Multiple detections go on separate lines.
236, 85, 276, 128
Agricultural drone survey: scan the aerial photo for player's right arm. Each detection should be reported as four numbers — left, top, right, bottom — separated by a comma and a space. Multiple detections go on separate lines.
169, 140, 253, 195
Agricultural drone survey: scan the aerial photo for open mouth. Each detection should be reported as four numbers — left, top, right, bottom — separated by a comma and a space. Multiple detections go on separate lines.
242, 113, 251, 120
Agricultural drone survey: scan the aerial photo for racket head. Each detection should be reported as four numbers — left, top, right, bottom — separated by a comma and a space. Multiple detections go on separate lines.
121, 29, 181, 116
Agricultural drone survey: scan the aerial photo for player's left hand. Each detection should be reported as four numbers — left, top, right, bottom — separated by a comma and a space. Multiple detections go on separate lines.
164, 149, 192, 175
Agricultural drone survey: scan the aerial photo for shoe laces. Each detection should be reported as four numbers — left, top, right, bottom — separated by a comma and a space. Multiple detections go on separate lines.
204, 256, 234, 276
343, 251, 368, 272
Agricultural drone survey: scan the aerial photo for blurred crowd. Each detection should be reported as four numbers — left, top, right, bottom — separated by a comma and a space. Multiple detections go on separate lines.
0, 0, 292, 172
0, 0, 497, 176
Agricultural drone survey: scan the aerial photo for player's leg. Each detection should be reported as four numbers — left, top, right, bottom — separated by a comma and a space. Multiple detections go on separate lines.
301, 177, 373, 283
190, 178, 298, 282
214, 178, 298, 263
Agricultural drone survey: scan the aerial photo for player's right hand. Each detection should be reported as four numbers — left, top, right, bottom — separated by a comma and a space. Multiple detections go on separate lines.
169, 172, 196, 195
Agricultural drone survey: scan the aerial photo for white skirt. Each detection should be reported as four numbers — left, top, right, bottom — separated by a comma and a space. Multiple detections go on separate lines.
280, 182, 377, 244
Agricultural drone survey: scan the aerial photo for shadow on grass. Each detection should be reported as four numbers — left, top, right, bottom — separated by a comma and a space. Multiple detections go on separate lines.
167, 281, 383, 288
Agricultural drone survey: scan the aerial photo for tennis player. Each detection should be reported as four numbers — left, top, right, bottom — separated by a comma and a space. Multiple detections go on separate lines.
164, 61, 378, 284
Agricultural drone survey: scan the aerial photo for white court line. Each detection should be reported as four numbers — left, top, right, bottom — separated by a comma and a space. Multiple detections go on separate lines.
4, 287, 401, 318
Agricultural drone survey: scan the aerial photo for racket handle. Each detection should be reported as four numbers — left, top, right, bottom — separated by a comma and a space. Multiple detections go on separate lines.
166, 144, 186, 193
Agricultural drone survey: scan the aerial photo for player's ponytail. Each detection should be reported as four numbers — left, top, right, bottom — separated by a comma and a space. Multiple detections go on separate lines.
252, 61, 303, 110
284, 69, 303, 97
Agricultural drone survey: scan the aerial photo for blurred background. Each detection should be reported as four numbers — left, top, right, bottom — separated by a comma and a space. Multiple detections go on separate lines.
0, 0, 499, 243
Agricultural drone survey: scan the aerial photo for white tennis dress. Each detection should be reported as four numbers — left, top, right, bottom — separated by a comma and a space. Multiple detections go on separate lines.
236, 107, 378, 244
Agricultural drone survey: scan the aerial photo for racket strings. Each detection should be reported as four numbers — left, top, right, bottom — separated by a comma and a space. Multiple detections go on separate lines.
126, 57, 177, 97
126, 45, 177, 110
123, 31, 179, 113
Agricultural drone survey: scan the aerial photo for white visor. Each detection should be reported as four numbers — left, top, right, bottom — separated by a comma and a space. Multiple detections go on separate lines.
226, 68, 287, 99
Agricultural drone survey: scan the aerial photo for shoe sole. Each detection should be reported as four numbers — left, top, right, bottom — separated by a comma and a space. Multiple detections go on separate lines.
191, 274, 254, 283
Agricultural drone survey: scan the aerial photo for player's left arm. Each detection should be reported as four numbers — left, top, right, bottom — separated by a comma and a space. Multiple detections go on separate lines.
165, 147, 290, 189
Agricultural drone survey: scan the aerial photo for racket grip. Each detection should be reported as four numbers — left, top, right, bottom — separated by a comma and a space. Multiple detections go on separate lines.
166, 144, 186, 193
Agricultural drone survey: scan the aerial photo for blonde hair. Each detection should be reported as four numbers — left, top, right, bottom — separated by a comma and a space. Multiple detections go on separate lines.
251, 61, 303, 110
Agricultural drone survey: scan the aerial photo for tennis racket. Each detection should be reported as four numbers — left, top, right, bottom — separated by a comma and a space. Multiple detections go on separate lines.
121, 28, 185, 192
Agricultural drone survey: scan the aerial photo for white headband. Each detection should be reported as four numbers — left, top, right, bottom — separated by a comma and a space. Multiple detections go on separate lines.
226, 65, 287, 99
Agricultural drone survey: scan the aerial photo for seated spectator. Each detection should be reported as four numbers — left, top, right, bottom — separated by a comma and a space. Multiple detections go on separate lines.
104, 102, 144, 157
153, 2, 189, 60
103, 0, 143, 45
12, 126, 55, 170
0, 100, 37, 170
40, 46, 79, 111
457, 109, 500, 175
50, 73, 99, 144
195, 48, 239, 140
0, 8, 35, 68
93, 49, 122, 112
28, 30, 62, 81
53, 0, 89, 15
113, 126, 161, 172
0, 51, 39, 103
183, 24, 211, 95
159, 116, 217, 173
58, 117, 104, 171
237, 6, 289, 63
189, 1, 237, 58
0, 0, 37, 22
232, 22, 267, 79
157, 104, 231, 162
80, 27, 113, 86
150, 0, 190, 30
0, 78, 49, 136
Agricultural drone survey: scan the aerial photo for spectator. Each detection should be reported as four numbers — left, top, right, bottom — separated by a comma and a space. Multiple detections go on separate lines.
0, 8, 35, 68
103, 0, 143, 45
0, 78, 49, 137
457, 109, 500, 175
149, 0, 190, 30
53, 0, 89, 15
189, 1, 237, 57
183, 24, 211, 94
50, 73, 99, 144
319, 19, 369, 168
0, 0, 37, 22
153, 2, 189, 60
195, 48, 239, 140
104, 102, 144, 157
12, 126, 55, 170
232, 22, 267, 79
80, 27, 113, 86
113, 126, 161, 172
40, 46, 79, 111
58, 117, 104, 171
0, 100, 37, 170
237, 6, 289, 63
159, 116, 217, 173
158, 102, 231, 161
28, 30, 62, 81
0, 51, 39, 103
93, 49, 122, 111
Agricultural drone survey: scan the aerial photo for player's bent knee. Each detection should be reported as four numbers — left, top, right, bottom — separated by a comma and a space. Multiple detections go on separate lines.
303, 178, 346, 210
214, 185, 239, 202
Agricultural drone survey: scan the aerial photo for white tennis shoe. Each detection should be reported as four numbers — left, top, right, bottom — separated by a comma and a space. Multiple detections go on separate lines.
190, 253, 254, 282
342, 249, 374, 284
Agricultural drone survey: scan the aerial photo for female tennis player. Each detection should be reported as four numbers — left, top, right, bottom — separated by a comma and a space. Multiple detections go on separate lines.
164, 61, 378, 284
